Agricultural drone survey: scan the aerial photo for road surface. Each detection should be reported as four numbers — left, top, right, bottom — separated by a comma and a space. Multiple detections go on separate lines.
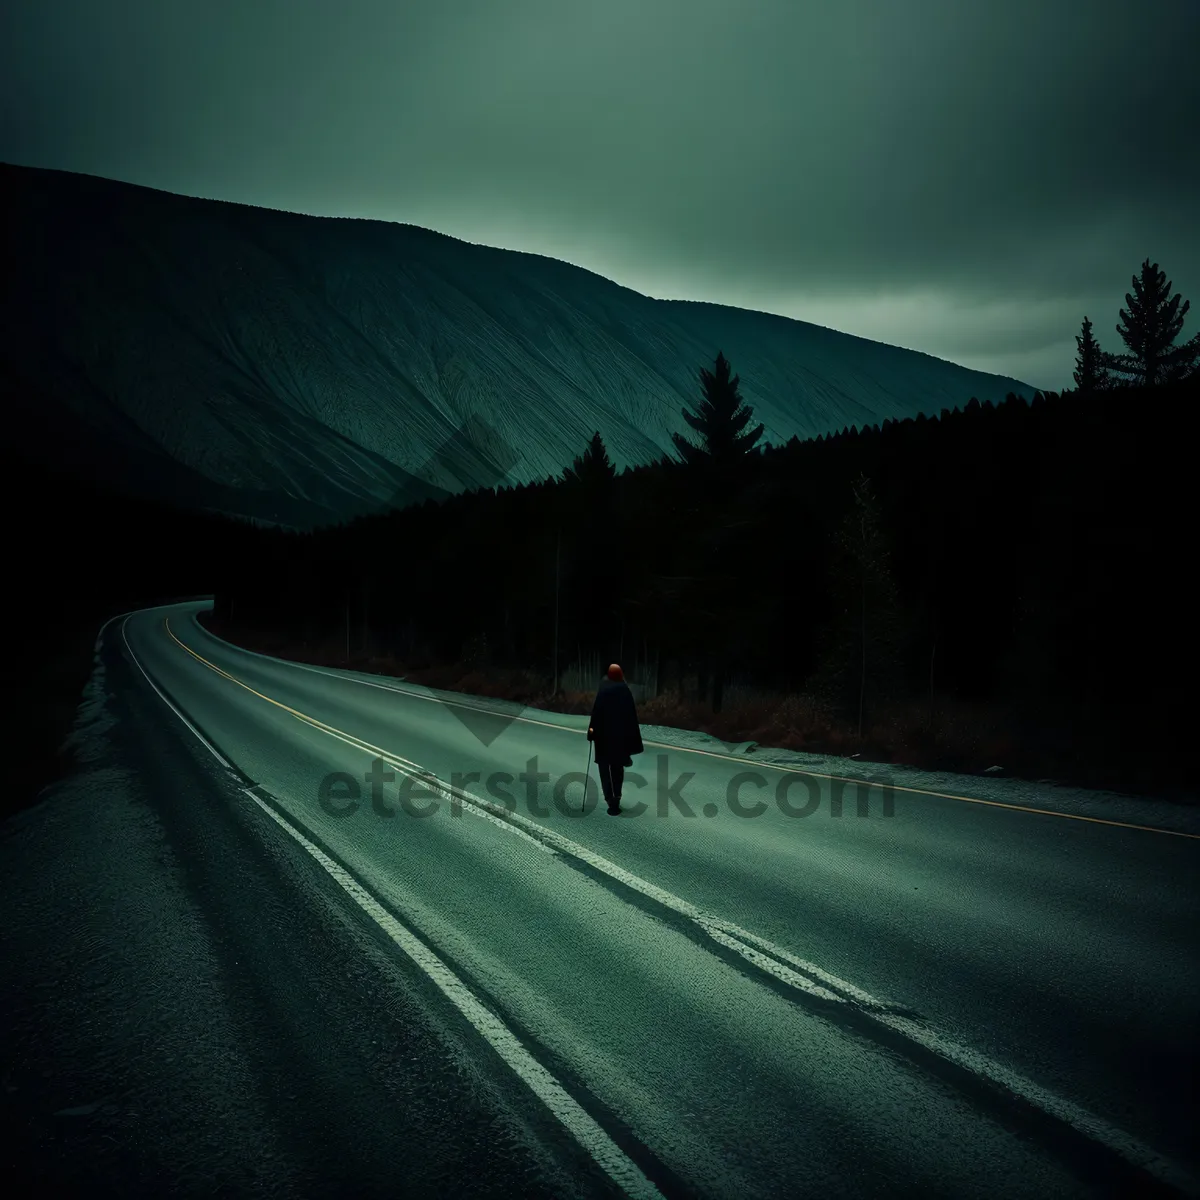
2, 601, 1197, 1198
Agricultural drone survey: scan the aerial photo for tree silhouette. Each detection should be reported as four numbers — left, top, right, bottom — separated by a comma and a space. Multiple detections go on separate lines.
1101, 260, 1200, 387
671, 351, 765, 467
561, 430, 616, 489
1072, 316, 1111, 393
560, 431, 619, 662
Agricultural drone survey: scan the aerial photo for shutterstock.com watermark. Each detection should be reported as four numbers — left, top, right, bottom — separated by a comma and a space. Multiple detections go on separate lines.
316, 754, 896, 821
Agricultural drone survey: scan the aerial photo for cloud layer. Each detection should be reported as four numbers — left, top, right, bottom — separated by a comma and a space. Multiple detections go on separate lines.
4, 0, 1197, 389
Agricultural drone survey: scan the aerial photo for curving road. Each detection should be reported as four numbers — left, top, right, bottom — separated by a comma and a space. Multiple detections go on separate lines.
4, 601, 1198, 1199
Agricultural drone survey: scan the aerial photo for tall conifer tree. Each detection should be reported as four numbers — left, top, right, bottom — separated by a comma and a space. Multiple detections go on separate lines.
672, 351, 765, 466
1072, 316, 1111, 393
1101, 260, 1200, 387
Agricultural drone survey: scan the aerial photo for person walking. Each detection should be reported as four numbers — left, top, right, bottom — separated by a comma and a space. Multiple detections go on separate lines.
588, 663, 644, 815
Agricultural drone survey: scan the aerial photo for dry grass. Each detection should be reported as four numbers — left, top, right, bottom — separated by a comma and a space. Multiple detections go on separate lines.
629, 685, 1016, 771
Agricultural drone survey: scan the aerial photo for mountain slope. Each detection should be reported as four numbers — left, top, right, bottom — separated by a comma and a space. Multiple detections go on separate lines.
1, 162, 1038, 527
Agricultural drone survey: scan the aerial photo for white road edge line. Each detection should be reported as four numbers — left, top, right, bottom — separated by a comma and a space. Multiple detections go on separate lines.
96, 608, 137, 652
123, 610, 663, 1197
245, 784, 665, 1200
121, 615, 236, 773
155, 605, 1199, 1196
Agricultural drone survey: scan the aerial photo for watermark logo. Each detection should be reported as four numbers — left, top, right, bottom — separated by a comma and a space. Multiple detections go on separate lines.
436, 697, 524, 747
317, 754, 895, 821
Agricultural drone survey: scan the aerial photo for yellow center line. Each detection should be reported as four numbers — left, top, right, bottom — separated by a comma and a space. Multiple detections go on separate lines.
164, 617, 1200, 840
163, 618, 415, 767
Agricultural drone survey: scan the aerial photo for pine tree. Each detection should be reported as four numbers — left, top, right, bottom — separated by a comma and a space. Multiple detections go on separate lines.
1100, 260, 1200, 387
560, 431, 618, 656
1072, 316, 1111, 393
561, 431, 616, 489
671, 351, 765, 467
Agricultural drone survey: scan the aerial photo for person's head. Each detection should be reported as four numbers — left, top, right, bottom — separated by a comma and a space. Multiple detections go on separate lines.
607, 663, 623, 682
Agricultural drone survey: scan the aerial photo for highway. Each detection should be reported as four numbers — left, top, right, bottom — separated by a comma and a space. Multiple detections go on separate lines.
2, 600, 1197, 1199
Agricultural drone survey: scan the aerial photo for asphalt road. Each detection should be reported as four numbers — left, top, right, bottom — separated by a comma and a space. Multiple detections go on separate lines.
3, 601, 1197, 1199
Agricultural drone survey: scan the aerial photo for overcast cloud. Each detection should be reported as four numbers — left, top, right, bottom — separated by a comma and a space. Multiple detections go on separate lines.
3, 0, 1198, 390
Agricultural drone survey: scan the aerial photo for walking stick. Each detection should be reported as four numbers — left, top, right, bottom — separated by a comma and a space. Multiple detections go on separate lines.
583, 737, 593, 813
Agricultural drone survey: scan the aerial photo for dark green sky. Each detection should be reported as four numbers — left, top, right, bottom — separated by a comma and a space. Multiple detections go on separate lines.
4, 0, 1197, 390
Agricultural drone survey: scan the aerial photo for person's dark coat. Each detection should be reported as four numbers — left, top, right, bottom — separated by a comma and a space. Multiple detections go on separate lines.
588, 678, 644, 766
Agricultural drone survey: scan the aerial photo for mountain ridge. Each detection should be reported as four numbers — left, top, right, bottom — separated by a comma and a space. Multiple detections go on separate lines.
1, 161, 1039, 528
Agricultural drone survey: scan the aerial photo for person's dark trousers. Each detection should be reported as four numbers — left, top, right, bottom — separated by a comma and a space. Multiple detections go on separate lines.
596, 762, 625, 811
